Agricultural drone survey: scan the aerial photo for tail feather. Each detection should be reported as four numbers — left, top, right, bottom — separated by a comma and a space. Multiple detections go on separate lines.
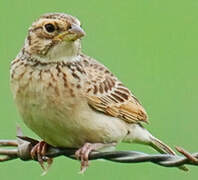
150, 136, 188, 171
124, 124, 188, 171
150, 136, 176, 155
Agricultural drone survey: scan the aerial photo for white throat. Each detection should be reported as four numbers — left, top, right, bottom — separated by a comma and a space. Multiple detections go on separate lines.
32, 40, 81, 62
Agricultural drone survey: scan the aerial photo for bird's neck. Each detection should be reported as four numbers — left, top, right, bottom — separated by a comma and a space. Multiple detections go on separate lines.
44, 40, 81, 62
23, 39, 82, 63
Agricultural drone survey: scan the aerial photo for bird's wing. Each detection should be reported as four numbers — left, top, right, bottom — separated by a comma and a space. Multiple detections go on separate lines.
82, 55, 148, 124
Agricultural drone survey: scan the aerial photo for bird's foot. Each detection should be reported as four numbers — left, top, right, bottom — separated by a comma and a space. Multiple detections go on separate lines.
31, 141, 53, 175
75, 142, 116, 173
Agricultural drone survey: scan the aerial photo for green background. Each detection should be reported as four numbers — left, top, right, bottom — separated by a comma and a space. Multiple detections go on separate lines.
0, 0, 198, 179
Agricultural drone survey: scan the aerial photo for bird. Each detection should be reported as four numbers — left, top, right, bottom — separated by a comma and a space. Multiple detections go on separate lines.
10, 13, 186, 173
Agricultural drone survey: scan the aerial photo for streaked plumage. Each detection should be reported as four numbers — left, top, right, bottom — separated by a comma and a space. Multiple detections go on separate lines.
10, 13, 186, 172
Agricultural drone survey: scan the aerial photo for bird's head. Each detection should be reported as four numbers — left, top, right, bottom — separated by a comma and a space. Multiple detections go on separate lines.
23, 13, 85, 62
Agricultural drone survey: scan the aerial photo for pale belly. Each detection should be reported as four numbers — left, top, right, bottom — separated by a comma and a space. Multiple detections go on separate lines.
14, 86, 128, 148
10, 62, 128, 148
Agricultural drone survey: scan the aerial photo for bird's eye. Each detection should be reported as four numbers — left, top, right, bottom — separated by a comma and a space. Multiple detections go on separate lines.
67, 24, 72, 30
44, 23, 56, 33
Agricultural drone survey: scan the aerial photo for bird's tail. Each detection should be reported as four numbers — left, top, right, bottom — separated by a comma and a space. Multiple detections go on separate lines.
149, 136, 176, 155
149, 136, 188, 171
124, 124, 188, 171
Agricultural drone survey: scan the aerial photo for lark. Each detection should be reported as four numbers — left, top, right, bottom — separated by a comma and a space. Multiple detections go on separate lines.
10, 13, 185, 172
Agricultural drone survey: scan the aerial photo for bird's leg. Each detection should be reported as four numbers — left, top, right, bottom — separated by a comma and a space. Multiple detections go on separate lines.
75, 142, 116, 173
31, 141, 53, 173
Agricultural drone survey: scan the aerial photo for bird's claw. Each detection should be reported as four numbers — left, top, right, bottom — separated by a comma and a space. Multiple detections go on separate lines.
31, 141, 53, 175
75, 143, 94, 173
75, 142, 116, 173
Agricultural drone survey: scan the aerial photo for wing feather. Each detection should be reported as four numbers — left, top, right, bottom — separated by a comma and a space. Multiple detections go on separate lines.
81, 55, 148, 124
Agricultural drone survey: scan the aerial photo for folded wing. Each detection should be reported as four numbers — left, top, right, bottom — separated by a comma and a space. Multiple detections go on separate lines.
82, 56, 148, 124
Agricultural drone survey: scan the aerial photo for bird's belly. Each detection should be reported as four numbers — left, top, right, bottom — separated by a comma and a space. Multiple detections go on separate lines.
14, 85, 128, 148
20, 102, 128, 147
11, 64, 128, 148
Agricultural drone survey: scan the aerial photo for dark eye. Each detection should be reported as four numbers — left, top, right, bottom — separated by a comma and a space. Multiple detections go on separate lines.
67, 24, 72, 30
44, 23, 56, 33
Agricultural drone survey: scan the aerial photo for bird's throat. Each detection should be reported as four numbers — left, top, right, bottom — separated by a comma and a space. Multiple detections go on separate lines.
24, 39, 81, 63
45, 40, 81, 62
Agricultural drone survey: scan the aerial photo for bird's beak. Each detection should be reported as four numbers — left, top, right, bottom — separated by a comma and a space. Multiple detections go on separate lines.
54, 24, 85, 42
68, 24, 86, 40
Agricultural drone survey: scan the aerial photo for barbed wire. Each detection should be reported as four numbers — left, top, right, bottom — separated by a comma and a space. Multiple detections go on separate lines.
0, 128, 198, 172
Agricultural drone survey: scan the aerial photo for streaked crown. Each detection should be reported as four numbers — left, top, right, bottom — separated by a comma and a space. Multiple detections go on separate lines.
23, 13, 85, 59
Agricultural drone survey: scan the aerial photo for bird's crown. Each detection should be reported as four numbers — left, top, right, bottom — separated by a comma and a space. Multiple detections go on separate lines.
22, 13, 85, 61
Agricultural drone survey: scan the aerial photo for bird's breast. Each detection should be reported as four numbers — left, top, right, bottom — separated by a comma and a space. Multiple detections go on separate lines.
10, 59, 128, 147
10, 60, 86, 144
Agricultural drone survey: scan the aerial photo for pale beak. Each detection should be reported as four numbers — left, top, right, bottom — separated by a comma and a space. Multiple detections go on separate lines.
68, 24, 86, 39
54, 24, 85, 42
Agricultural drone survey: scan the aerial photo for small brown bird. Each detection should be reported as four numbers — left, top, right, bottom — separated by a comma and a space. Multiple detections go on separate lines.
10, 13, 183, 172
